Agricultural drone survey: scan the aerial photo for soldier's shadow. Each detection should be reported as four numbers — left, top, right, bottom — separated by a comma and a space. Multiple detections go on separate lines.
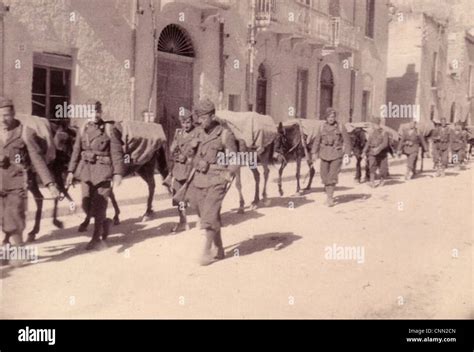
221, 209, 265, 226
224, 232, 302, 258
254, 196, 313, 209
334, 193, 371, 205
36, 216, 180, 263
302, 186, 352, 195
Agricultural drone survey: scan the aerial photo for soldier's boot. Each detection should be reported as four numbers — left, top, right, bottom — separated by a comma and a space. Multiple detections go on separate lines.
86, 224, 102, 250
172, 208, 190, 233
213, 230, 225, 260
435, 164, 441, 177
379, 177, 385, 187
325, 185, 335, 207
369, 174, 376, 188
405, 168, 413, 180
101, 218, 112, 241
440, 167, 446, 177
199, 230, 216, 266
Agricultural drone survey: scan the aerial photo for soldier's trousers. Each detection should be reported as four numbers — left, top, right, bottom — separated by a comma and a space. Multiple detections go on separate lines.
187, 182, 227, 232
432, 148, 449, 168
320, 158, 342, 186
368, 154, 388, 179
406, 152, 418, 173
0, 188, 27, 237
81, 181, 111, 230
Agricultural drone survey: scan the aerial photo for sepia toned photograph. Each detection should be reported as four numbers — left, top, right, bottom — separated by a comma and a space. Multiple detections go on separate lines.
0, 0, 472, 330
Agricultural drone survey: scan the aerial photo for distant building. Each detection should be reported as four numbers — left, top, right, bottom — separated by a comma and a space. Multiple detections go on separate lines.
385, 0, 474, 130
0, 0, 390, 144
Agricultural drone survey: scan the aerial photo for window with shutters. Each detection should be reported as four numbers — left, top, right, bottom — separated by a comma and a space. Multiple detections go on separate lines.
32, 53, 72, 120
296, 69, 309, 118
365, 0, 375, 38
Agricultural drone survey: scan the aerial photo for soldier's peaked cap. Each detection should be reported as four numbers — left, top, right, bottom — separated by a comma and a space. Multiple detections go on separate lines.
371, 116, 381, 124
0, 97, 14, 109
194, 98, 215, 117
178, 108, 193, 121
86, 99, 103, 113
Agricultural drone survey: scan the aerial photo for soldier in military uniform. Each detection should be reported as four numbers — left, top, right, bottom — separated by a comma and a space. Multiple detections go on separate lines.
311, 108, 351, 207
0, 97, 59, 263
168, 108, 200, 232
450, 121, 467, 170
186, 99, 238, 266
397, 120, 428, 180
66, 101, 124, 250
430, 118, 451, 177
362, 117, 389, 187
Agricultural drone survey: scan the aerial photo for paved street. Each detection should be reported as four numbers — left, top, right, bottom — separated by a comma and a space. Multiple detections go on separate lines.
1, 158, 472, 319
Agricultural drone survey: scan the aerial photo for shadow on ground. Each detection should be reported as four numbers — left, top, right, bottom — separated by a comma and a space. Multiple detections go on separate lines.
224, 232, 302, 258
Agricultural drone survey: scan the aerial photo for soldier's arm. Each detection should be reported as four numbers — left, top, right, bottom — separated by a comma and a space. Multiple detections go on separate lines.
110, 125, 125, 176
67, 128, 82, 173
397, 133, 405, 154
341, 125, 352, 155
23, 126, 55, 186
374, 132, 389, 155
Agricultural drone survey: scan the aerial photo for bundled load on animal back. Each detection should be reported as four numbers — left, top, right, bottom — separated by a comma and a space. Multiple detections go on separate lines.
281, 118, 325, 147
215, 110, 277, 153
114, 120, 167, 166
15, 114, 56, 164
345, 121, 399, 141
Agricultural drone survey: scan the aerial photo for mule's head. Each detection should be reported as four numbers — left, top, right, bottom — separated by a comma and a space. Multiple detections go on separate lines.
274, 122, 302, 157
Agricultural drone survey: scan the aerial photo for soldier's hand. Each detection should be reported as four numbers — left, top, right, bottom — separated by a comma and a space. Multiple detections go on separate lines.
66, 172, 74, 187
112, 174, 123, 187
48, 183, 60, 199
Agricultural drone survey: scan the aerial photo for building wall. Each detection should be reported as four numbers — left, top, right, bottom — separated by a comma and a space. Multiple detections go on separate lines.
2, 0, 135, 121
358, 0, 389, 123
385, 12, 423, 131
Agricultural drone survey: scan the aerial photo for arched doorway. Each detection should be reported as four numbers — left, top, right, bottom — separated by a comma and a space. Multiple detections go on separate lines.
156, 24, 195, 145
319, 65, 334, 119
256, 64, 268, 115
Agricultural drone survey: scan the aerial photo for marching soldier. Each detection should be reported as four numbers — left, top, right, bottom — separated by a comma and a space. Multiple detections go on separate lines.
168, 108, 200, 232
0, 97, 59, 263
431, 118, 450, 177
362, 117, 389, 187
66, 101, 124, 250
397, 120, 428, 180
186, 99, 238, 266
450, 121, 467, 170
311, 108, 351, 207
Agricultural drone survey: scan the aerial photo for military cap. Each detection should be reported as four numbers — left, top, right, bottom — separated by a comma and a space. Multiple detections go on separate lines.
178, 108, 193, 121
324, 107, 337, 119
194, 98, 215, 117
371, 116, 381, 124
0, 97, 14, 109
86, 99, 103, 113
